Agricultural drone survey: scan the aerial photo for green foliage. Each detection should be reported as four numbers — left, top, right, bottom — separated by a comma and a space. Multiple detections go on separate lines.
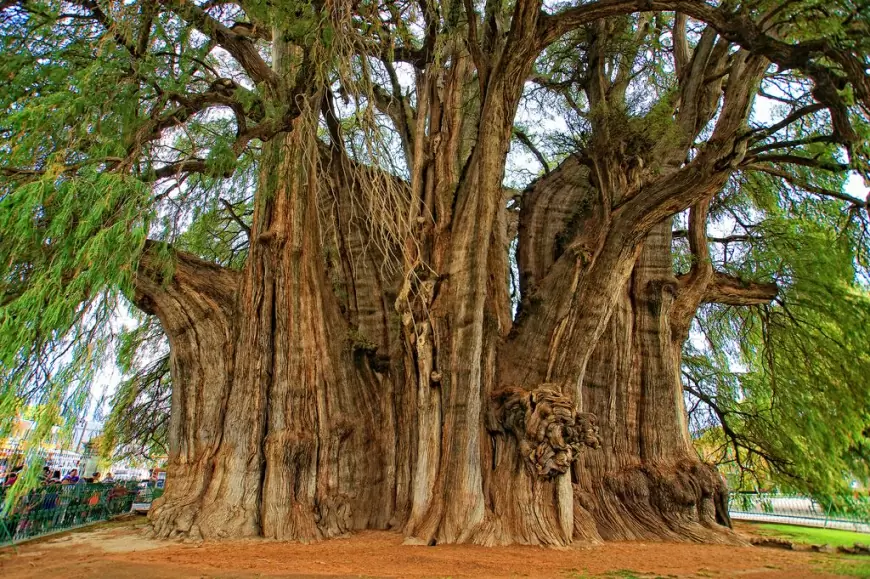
100, 317, 169, 462
0, 169, 152, 498
0, 3, 168, 505
686, 183, 870, 501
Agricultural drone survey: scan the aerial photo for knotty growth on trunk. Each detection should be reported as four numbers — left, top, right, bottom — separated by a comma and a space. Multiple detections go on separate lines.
125, 4, 834, 547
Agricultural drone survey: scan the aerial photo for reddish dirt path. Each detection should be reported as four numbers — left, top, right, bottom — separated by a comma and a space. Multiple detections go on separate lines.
0, 519, 854, 578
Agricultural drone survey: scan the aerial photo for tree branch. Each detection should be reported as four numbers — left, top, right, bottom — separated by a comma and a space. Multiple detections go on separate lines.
701, 271, 778, 306
746, 154, 849, 173
513, 128, 551, 174
539, 0, 870, 154
75, 0, 140, 57
747, 135, 838, 156
158, 0, 278, 88
133, 240, 240, 319
673, 12, 690, 82
744, 164, 867, 208
748, 103, 826, 141
151, 117, 280, 181
463, 0, 488, 86
220, 198, 251, 239
672, 230, 753, 244
672, 199, 713, 344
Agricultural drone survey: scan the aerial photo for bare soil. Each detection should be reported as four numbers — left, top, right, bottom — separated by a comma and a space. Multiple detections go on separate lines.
0, 519, 860, 578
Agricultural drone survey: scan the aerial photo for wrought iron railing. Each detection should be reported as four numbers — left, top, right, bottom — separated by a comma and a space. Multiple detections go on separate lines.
0, 482, 141, 545
729, 492, 870, 533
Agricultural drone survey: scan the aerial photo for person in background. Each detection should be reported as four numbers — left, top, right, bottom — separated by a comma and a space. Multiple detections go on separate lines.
61, 468, 79, 484
4, 465, 23, 487
48, 470, 61, 484
102, 472, 115, 484
89, 472, 101, 483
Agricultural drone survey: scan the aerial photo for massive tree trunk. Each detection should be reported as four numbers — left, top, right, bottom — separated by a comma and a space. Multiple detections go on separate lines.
502, 159, 734, 544
135, 149, 752, 545
130, 6, 779, 547
139, 117, 404, 541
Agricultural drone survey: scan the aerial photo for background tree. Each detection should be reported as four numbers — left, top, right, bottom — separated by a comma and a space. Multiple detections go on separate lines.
1, 0, 869, 546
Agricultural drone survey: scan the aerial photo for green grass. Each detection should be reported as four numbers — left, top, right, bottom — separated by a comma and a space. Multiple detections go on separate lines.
818, 556, 870, 578
751, 523, 870, 548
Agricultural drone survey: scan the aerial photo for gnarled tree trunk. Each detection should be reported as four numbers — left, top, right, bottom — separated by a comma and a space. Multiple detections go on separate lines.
131, 4, 781, 548
139, 121, 403, 541
137, 146, 755, 545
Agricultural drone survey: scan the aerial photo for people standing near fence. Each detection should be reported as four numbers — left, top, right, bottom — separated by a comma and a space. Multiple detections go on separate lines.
61, 469, 79, 484
4, 466, 23, 486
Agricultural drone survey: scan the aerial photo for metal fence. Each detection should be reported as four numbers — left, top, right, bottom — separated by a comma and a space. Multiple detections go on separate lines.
729, 492, 870, 533
0, 482, 141, 545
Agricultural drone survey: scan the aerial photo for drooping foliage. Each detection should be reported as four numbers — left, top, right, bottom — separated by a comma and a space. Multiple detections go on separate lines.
99, 316, 170, 461
684, 189, 870, 497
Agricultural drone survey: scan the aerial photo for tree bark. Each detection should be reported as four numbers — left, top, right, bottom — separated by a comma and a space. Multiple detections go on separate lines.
502, 159, 738, 544
136, 145, 751, 545
133, 244, 239, 539
137, 123, 402, 541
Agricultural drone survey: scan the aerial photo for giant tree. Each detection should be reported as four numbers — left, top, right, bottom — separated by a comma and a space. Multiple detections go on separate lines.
2, 0, 869, 546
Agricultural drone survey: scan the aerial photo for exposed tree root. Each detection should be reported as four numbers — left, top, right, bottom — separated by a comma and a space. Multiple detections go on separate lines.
585, 458, 743, 544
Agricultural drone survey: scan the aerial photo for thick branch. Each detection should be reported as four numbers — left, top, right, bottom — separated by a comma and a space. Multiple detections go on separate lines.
617, 52, 768, 238
158, 0, 278, 87
700, 272, 778, 306
673, 12, 690, 81
540, 1, 869, 151
132, 240, 240, 321
671, 199, 713, 345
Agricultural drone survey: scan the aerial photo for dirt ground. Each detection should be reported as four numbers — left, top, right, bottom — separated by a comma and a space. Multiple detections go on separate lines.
0, 518, 865, 578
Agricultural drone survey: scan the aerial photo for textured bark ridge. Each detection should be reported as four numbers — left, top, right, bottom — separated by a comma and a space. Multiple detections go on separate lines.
138, 127, 402, 541
133, 245, 240, 540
